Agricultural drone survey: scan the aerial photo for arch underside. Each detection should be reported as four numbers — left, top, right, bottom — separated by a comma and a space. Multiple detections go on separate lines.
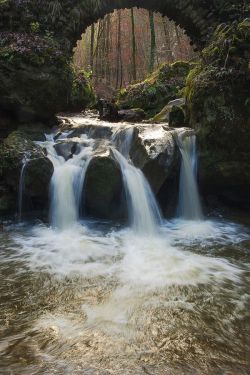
0, 0, 248, 122
66, 0, 248, 50
0, 0, 248, 51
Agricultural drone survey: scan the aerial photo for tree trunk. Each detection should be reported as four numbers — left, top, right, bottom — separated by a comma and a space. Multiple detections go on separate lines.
148, 10, 156, 73
162, 17, 174, 63
90, 23, 95, 71
116, 10, 123, 89
105, 14, 111, 83
131, 8, 137, 82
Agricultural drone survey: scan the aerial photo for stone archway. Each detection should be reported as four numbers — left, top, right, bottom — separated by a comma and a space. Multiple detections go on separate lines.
0, 0, 248, 122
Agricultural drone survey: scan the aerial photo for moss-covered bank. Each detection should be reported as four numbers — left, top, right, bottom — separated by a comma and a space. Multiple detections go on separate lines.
185, 19, 250, 208
0, 32, 95, 123
117, 62, 191, 118
0, 129, 53, 217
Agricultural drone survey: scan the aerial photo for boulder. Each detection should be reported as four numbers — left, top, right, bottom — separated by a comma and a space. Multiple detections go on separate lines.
24, 157, 54, 214
54, 141, 78, 161
150, 98, 185, 123
97, 99, 119, 122
84, 152, 124, 219
118, 108, 146, 122
0, 33, 95, 123
0, 130, 53, 218
186, 20, 250, 209
128, 125, 180, 194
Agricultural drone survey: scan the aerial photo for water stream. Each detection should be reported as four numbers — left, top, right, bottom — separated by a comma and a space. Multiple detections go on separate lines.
177, 133, 203, 220
18, 156, 30, 222
1, 116, 250, 374
113, 148, 162, 235
42, 133, 95, 229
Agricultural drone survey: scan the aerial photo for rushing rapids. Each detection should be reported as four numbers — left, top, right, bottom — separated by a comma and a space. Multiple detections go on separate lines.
1, 114, 249, 375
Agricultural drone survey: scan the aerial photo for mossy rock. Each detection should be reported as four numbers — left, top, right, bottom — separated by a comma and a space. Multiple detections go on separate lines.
0, 130, 53, 217
118, 108, 146, 122
0, 130, 44, 178
185, 20, 250, 208
84, 154, 124, 219
0, 33, 96, 122
66, 69, 96, 112
117, 61, 191, 118
150, 98, 186, 124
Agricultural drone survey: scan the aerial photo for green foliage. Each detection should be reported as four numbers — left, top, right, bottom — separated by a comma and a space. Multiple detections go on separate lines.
117, 61, 191, 117
67, 68, 96, 111
30, 22, 40, 34
202, 20, 250, 69
185, 20, 250, 160
0, 131, 42, 176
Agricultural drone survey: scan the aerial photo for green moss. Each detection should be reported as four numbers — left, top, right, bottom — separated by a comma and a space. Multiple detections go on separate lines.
0, 131, 43, 176
185, 20, 250, 185
117, 61, 191, 118
0, 34, 96, 121
67, 68, 96, 111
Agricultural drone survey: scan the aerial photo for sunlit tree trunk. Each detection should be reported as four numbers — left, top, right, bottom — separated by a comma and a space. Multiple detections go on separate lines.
148, 10, 156, 73
162, 17, 174, 63
131, 8, 137, 82
90, 24, 95, 71
116, 10, 123, 89
105, 14, 111, 83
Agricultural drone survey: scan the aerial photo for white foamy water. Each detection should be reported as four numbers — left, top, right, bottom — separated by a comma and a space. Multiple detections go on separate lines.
18, 156, 29, 222
38, 134, 95, 229
177, 133, 203, 220
2, 216, 248, 374
9, 220, 246, 339
113, 149, 162, 235
11, 219, 245, 285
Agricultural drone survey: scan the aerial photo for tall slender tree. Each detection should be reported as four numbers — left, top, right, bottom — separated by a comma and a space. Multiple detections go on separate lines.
162, 17, 174, 63
90, 23, 95, 71
131, 8, 137, 82
148, 10, 156, 73
116, 10, 123, 88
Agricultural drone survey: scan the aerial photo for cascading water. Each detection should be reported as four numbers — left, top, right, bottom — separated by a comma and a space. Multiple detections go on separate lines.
18, 155, 30, 222
112, 126, 162, 234
41, 134, 94, 230
112, 148, 162, 235
2, 114, 249, 375
112, 126, 134, 159
176, 133, 203, 220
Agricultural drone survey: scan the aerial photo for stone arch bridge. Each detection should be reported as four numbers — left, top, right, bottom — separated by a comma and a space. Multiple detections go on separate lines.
0, 0, 248, 48
0, 0, 248, 121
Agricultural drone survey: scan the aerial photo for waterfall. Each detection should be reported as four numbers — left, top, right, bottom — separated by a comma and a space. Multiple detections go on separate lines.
176, 133, 203, 220
42, 134, 94, 230
18, 156, 30, 222
39, 124, 161, 233
112, 126, 134, 159
112, 148, 162, 235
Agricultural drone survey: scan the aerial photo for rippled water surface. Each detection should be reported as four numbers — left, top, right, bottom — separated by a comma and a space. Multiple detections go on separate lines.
0, 217, 249, 374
